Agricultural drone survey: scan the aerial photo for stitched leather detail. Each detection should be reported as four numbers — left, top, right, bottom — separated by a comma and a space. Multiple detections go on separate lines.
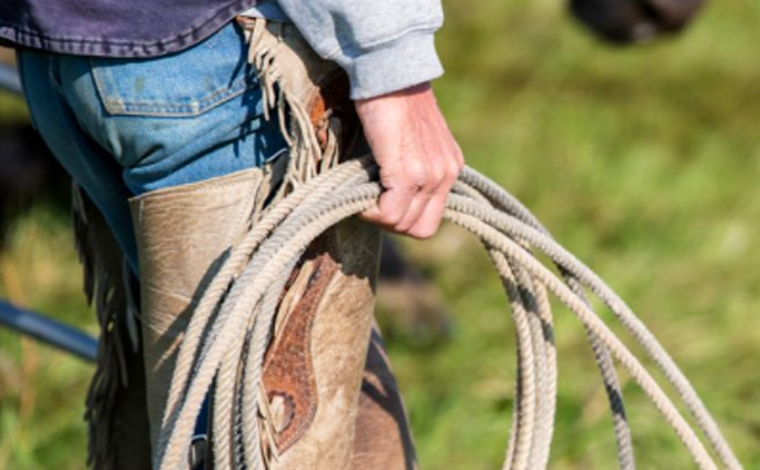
262, 245, 339, 452
307, 69, 360, 156
269, 393, 296, 434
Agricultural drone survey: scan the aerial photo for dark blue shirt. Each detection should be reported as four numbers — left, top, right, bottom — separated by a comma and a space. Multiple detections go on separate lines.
0, 0, 257, 57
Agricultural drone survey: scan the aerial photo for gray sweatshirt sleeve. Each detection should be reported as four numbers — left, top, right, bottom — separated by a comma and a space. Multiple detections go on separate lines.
272, 0, 445, 99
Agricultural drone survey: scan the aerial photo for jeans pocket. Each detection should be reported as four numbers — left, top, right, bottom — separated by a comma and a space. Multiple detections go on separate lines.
90, 22, 257, 117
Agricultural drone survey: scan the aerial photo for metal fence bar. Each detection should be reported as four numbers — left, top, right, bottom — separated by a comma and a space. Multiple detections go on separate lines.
0, 63, 98, 363
0, 62, 22, 95
0, 299, 97, 362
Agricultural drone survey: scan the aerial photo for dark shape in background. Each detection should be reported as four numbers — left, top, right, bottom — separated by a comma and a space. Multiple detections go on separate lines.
571, 0, 705, 43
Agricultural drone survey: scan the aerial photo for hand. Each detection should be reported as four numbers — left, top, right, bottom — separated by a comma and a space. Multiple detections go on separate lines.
355, 82, 464, 239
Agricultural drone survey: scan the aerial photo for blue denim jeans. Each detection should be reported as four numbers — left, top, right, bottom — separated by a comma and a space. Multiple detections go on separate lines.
17, 21, 288, 273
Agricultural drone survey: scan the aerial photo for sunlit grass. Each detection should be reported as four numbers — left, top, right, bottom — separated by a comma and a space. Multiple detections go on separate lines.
0, 206, 91, 470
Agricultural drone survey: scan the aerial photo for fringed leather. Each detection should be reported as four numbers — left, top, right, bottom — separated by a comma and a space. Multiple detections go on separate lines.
73, 183, 151, 470
238, 17, 360, 198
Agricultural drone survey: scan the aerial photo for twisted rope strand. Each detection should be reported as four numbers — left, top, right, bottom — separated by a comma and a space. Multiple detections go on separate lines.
446, 209, 718, 469
446, 192, 740, 470
456, 174, 636, 469
494, 254, 539, 470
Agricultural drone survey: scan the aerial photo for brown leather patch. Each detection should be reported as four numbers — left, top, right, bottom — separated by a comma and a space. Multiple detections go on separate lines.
235, 15, 257, 30
307, 69, 361, 157
262, 243, 340, 452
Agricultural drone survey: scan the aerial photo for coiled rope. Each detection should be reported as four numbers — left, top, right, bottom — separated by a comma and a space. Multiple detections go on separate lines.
155, 157, 741, 470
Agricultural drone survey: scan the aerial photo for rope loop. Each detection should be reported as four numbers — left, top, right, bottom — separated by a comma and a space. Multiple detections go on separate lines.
157, 159, 741, 470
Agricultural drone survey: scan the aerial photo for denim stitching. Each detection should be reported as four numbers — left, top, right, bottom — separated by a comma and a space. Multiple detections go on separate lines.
91, 62, 257, 117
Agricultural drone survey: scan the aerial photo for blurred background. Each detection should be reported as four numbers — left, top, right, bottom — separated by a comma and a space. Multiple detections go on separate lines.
0, 0, 758, 468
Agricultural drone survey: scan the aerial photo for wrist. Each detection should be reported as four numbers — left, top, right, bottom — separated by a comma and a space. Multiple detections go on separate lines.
356, 82, 431, 106
355, 82, 436, 125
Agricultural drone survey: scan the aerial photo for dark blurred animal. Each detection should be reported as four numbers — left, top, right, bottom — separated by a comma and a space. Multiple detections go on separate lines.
0, 123, 70, 248
571, 0, 704, 43
377, 236, 453, 344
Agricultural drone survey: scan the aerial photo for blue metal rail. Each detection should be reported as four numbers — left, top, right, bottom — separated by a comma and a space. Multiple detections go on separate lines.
1, 62, 204, 437
0, 63, 98, 363
0, 62, 22, 95
0, 300, 97, 362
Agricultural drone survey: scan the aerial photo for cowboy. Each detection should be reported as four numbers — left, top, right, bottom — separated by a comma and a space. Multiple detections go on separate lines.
1, 0, 461, 468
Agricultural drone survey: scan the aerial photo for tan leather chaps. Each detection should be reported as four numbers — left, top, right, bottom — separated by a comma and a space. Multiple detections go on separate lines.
83, 18, 416, 470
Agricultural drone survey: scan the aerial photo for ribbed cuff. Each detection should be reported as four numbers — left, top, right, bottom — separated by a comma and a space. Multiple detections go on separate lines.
345, 32, 444, 100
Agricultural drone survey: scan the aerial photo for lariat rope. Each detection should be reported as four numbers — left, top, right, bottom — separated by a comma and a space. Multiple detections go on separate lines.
154, 157, 741, 470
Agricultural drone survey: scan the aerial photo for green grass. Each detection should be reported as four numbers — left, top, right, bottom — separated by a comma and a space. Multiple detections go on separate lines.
1, 0, 759, 467
0, 207, 93, 470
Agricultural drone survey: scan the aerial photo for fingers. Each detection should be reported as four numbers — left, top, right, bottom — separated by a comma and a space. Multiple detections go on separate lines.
411, 148, 461, 234
407, 191, 448, 238
360, 147, 462, 238
361, 178, 420, 227
404, 152, 462, 238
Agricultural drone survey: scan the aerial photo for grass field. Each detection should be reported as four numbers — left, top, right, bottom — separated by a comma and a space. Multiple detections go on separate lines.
1, 0, 759, 468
